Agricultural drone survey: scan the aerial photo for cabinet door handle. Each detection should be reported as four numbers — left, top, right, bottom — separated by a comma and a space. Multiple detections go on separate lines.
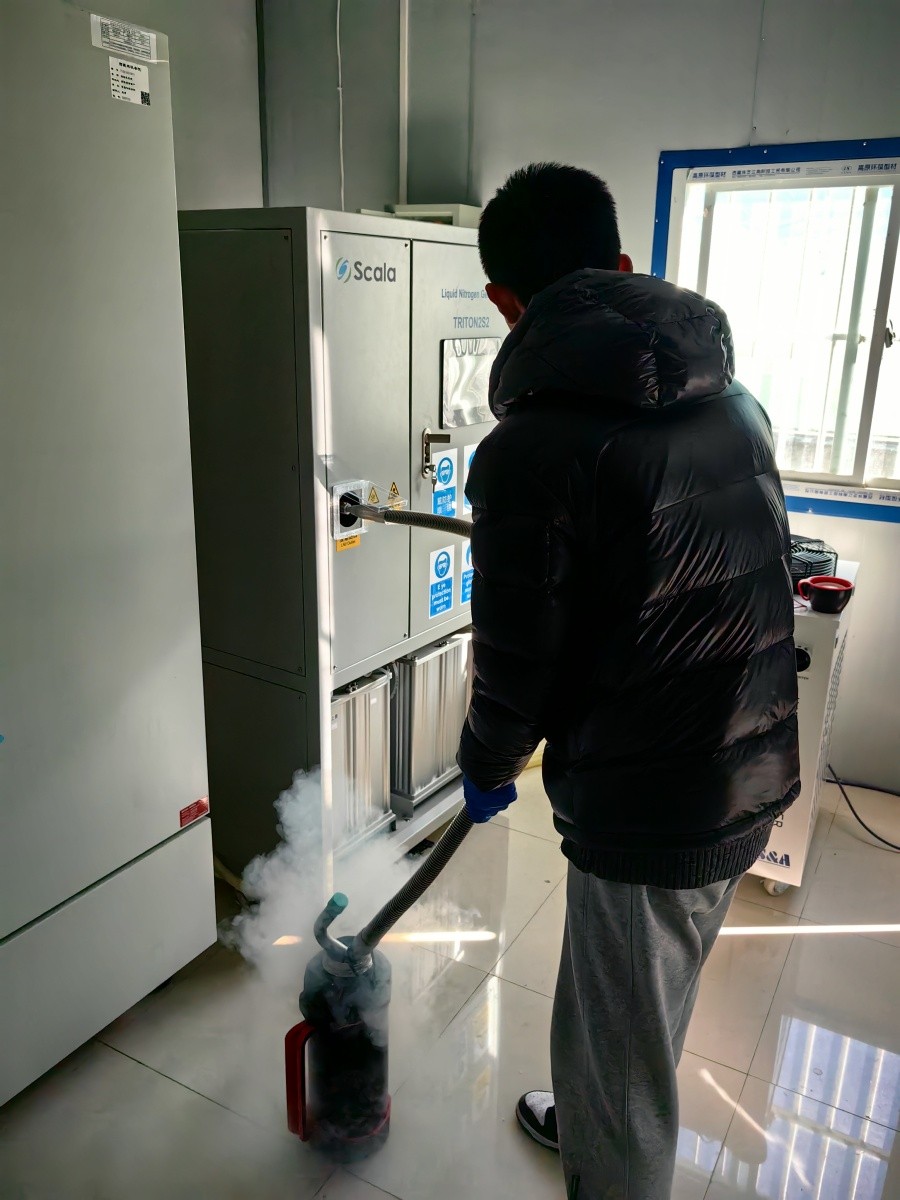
422, 428, 451, 484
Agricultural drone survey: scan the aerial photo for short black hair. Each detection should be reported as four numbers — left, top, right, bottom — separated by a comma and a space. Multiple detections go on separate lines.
478, 163, 621, 304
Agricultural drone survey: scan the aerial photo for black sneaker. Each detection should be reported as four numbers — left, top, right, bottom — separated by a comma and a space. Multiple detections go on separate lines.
516, 1091, 559, 1151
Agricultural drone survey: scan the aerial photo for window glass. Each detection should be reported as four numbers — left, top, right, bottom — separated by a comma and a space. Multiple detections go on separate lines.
677, 183, 893, 477
866, 236, 900, 482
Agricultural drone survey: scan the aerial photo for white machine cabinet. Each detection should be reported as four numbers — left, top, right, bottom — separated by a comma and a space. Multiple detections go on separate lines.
0, 0, 214, 1107
750, 561, 859, 893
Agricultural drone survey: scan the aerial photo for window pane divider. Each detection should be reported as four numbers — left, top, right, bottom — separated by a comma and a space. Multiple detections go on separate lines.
852, 183, 900, 483
695, 186, 716, 297
829, 187, 880, 474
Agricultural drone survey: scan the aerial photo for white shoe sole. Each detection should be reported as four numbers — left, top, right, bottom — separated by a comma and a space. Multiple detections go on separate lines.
515, 1102, 560, 1151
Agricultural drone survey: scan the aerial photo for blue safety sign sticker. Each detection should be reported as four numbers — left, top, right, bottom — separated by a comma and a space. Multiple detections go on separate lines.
432, 447, 458, 518
462, 443, 478, 515
461, 541, 474, 605
429, 545, 455, 619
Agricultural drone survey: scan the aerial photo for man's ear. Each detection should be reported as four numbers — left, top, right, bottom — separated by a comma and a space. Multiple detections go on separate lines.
618, 253, 634, 273
486, 282, 527, 329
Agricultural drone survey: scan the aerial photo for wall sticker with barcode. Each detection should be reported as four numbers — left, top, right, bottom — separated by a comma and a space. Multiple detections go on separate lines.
109, 58, 150, 106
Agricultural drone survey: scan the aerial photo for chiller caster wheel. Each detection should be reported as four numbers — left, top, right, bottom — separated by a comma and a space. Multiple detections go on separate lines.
763, 879, 790, 897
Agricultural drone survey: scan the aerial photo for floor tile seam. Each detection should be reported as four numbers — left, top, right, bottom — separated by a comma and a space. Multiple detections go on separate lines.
826, 808, 900, 852
434, 965, 492, 1039
697, 1072, 762, 1199
701, 1088, 743, 1200
486, 809, 561, 844
741, 920, 799, 1080
94, 1039, 291, 1137
424, 878, 565, 975
794, 808, 837, 909
840, 932, 900, 950
484, 971, 555, 1001
393, 971, 555, 1094
729, 896, 802, 925
334, 1171, 404, 1200
680, 1050, 748, 1080
310, 1168, 341, 1199
795, 914, 900, 941
383, 968, 492, 1107
497, 822, 561, 846
741, 1065, 900, 1134
488, 876, 566, 973
428, 943, 503, 973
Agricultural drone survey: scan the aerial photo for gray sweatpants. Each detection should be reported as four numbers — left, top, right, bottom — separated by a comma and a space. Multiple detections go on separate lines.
551, 863, 740, 1200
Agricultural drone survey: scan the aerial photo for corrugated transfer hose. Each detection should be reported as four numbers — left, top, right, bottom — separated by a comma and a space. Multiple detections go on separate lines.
350, 810, 475, 961
349, 503, 473, 540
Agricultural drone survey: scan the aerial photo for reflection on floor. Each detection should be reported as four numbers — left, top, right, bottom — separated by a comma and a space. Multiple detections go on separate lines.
1, 775, 898, 1199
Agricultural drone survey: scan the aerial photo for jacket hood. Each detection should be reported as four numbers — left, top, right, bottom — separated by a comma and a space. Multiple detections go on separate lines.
489, 270, 735, 419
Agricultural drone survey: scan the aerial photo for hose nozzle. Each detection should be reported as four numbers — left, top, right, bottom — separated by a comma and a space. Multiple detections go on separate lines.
313, 892, 374, 974
313, 892, 350, 962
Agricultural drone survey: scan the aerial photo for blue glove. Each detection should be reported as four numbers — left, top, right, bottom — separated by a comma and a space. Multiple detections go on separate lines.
463, 776, 518, 824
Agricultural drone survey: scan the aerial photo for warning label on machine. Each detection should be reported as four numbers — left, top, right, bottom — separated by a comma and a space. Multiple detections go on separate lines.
462, 443, 478, 514
429, 546, 455, 619
461, 542, 474, 605
432, 448, 458, 518
179, 796, 209, 828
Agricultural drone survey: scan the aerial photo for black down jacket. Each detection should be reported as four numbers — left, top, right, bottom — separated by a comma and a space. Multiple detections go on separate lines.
458, 269, 800, 889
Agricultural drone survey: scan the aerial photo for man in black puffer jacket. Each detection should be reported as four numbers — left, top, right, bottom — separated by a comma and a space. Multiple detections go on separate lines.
457, 164, 799, 1200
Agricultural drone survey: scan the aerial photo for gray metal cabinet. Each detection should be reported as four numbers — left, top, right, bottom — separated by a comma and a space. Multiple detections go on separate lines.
320, 232, 413, 675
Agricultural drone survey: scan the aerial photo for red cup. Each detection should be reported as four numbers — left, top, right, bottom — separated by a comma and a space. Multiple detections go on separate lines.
798, 575, 854, 614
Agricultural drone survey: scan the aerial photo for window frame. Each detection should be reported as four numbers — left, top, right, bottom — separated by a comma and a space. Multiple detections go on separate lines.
653, 138, 900, 490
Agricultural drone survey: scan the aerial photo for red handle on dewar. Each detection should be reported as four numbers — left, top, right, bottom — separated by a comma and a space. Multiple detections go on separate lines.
285, 1020, 316, 1139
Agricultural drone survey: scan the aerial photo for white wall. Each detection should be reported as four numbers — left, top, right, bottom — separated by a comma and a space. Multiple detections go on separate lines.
405, 0, 900, 794
262, 0, 401, 211
410, 0, 900, 270
97, 0, 263, 209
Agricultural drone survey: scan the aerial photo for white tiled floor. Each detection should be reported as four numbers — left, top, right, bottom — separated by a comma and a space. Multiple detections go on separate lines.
1, 771, 898, 1199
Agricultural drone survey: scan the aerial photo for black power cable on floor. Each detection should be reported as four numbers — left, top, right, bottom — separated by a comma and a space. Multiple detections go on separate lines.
827, 764, 900, 852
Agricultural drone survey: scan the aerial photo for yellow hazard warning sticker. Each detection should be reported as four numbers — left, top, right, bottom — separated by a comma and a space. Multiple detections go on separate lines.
388, 481, 401, 501
336, 535, 361, 552
368, 485, 380, 505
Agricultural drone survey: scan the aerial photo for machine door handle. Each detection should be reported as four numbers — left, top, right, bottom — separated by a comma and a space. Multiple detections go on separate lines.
422, 428, 451, 483
285, 1020, 316, 1140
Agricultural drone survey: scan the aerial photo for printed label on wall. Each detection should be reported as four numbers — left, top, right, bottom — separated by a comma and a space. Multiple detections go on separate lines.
109, 57, 150, 105
432, 448, 458, 518
461, 542, 474, 605
92, 14, 157, 61
462, 443, 478, 514
429, 546, 455, 619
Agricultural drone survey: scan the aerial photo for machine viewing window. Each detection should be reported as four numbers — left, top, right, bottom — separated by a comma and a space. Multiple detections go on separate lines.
657, 143, 900, 487
441, 337, 501, 428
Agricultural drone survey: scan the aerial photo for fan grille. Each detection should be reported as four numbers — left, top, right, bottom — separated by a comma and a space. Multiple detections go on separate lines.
790, 535, 838, 593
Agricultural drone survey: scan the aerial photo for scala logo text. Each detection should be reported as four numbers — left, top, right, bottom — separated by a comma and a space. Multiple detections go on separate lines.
336, 257, 397, 283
